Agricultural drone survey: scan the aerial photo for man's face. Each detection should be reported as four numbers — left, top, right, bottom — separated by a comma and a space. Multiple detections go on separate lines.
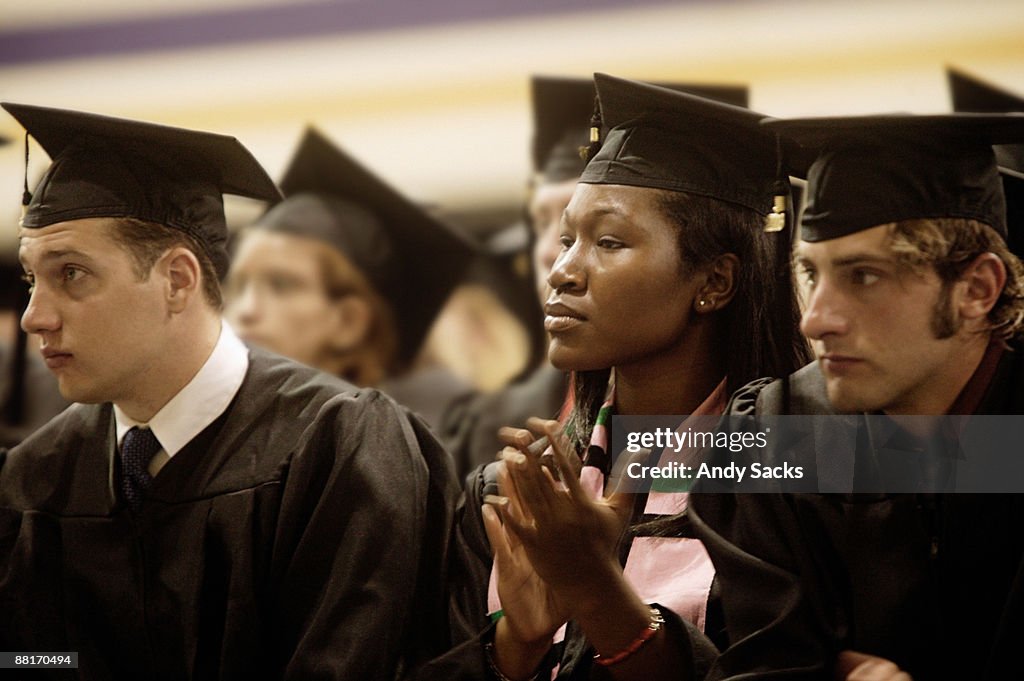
528, 178, 578, 307
795, 224, 964, 415
19, 218, 172, 404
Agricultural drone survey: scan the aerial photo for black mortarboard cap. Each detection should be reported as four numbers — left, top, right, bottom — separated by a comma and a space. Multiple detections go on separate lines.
582, 73, 789, 224
1, 103, 281, 278
765, 113, 1024, 242
531, 75, 749, 183
255, 128, 477, 364
1001, 168, 1024, 258
949, 67, 1024, 172
949, 67, 1024, 115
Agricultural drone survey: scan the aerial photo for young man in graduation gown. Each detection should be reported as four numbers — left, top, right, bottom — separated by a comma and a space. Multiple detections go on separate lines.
0, 104, 457, 680
687, 113, 1024, 680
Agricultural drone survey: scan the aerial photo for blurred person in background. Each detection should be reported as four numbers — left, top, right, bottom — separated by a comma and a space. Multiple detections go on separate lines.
418, 213, 543, 398
0, 212, 68, 448
226, 128, 477, 430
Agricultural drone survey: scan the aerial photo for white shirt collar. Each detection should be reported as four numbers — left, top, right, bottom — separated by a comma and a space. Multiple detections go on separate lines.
113, 320, 249, 458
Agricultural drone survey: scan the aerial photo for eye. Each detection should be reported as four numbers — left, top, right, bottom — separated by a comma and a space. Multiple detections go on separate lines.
852, 269, 880, 286
597, 237, 625, 250
21, 272, 35, 292
267, 274, 300, 295
63, 266, 84, 283
558, 234, 575, 249
796, 265, 816, 288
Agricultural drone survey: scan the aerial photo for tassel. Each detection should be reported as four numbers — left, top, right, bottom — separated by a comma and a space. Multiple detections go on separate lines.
579, 94, 603, 162
21, 132, 32, 210
764, 194, 786, 232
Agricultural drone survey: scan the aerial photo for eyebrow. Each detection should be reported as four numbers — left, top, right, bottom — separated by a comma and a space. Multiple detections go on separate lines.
20, 248, 96, 268
794, 252, 894, 268
562, 205, 626, 227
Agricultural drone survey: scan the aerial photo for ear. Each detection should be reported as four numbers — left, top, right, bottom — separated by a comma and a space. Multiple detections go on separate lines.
161, 247, 203, 313
693, 253, 740, 314
330, 294, 375, 352
956, 252, 1006, 324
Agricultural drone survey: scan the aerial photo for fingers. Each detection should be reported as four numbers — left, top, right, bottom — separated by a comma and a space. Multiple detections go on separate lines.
837, 651, 912, 681
482, 502, 512, 563
539, 420, 588, 502
498, 426, 536, 452
497, 455, 532, 529
504, 443, 559, 519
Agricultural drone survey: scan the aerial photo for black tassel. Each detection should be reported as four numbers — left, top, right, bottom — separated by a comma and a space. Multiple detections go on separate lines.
21, 132, 32, 206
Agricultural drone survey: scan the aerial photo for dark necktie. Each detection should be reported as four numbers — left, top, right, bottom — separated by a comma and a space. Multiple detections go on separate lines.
121, 426, 161, 513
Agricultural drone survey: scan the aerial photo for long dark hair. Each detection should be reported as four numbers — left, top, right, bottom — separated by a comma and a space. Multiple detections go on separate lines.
564, 188, 810, 453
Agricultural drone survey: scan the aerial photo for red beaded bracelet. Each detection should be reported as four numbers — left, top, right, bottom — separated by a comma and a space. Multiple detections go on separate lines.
593, 606, 665, 667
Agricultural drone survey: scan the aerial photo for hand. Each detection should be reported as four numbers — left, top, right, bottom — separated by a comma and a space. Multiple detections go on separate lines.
836, 651, 913, 681
482, 469, 569, 647
495, 418, 634, 607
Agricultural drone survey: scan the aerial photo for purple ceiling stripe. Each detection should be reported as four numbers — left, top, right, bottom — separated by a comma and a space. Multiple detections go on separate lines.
0, 0, 683, 66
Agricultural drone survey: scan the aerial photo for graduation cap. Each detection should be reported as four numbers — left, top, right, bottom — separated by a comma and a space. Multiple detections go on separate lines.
254, 128, 477, 365
764, 113, 1024, 242
531, 75, 749, 183
582, 73, 791, 228
948, 67, 1024, 173
1, 103, 281, 278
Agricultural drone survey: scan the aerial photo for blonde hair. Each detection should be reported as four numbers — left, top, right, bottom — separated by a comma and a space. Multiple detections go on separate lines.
886, 219, 1024, 340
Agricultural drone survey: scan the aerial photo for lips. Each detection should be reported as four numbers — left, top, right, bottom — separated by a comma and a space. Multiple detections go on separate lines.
820, 352, 864, 375
40, 347, 73, 370
544, 300, 587, 333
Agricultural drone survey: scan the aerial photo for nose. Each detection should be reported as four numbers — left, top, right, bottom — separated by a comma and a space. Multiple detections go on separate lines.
799, 280, 849, 341
547, 242, 585, 294
227, 280, 262, 331
21, 285, 60, 336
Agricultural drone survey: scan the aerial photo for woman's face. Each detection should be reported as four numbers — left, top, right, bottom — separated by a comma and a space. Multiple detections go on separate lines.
225, 230, 345, 367
545, 183, 704, 372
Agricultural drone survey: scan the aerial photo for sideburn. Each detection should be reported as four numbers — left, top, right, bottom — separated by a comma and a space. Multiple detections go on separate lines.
930, 279, 962, 339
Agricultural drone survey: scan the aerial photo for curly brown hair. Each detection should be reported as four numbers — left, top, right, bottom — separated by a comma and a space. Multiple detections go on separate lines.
887, 219, 1024, 341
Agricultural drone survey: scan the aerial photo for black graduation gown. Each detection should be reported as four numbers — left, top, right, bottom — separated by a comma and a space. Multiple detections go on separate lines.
424, 464, 721, 680
689, 344, 1024, 680
0, 339, 69, 449
380, 365, 475, 435
0, 348, 457, 681
440, 365, 567, 478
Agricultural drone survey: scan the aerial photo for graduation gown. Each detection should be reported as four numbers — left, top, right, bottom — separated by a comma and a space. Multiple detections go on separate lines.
421, 462, 721, 681
0, 348, 457, 681
689, 343, 1024, 680
0, 339, 69, 449
424, 381, 726, 680
440, 365, 567, 478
